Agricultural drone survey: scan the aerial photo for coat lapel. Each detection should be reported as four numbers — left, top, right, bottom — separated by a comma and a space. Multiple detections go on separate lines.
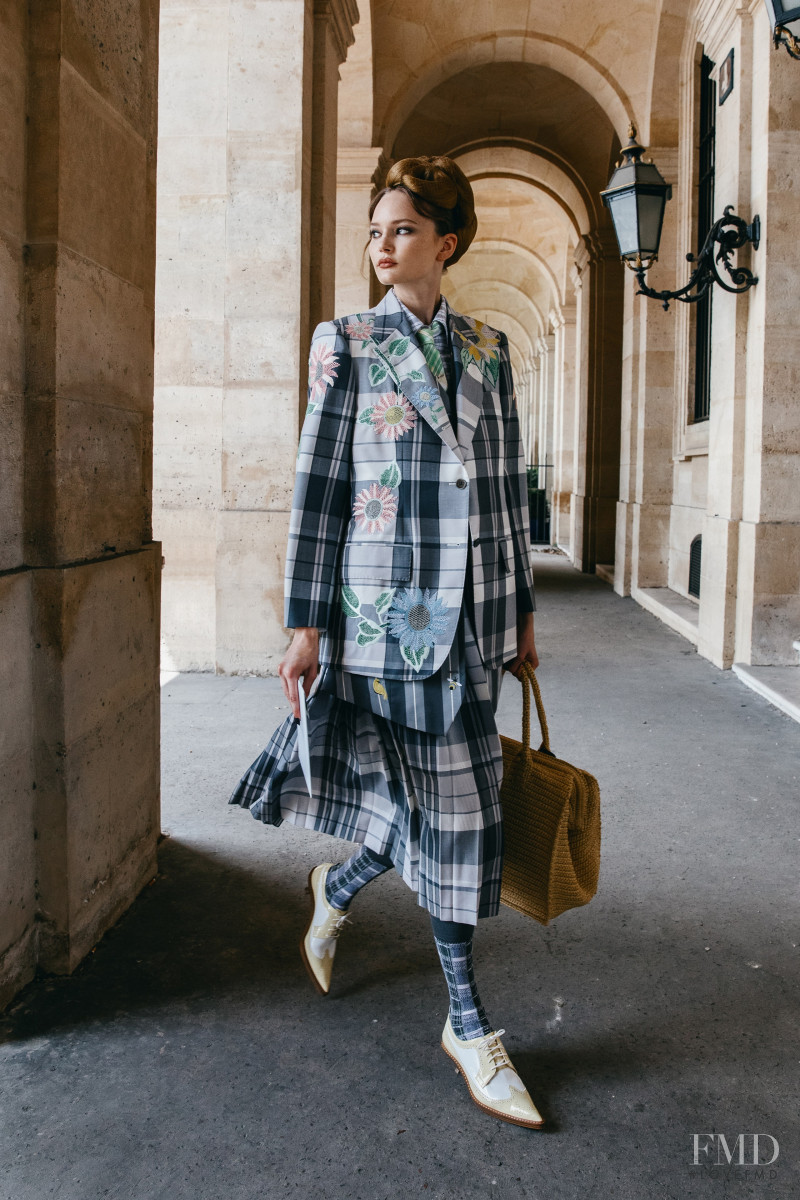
450, 311, 501, 460
366, 291, 462, 463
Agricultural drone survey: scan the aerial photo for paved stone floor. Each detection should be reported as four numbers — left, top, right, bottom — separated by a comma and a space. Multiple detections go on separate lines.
2, 555, 799, 1200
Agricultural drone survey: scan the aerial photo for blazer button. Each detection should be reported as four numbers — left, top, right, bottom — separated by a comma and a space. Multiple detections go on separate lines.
456, 478, 468, 489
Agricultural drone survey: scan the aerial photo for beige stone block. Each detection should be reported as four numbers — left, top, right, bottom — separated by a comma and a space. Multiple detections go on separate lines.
156, 507, 218, 671
157, 134, 227, 197
227, 0, 306, 136
224, 316, 301, 383
61, 0, 153, 136
224, 251, 300, 316
48, 248, 153, 410
154, 318, 225, 388
0, 1, 27, 237
31, 549, 160, 749
56, 64, 148, 289
153, 384, 223, 508
0, 395, 24, 570
224, 187, 302, 260
26, 394, 144, 564
215, 509, 292, 673
0, 750, 39, 959
749, 522, 800, 665
221, 386, 298, 510
155, 253, 225, 321
65, 689, 160, 910
0, 572, 32, 762
175, 195, 227, 261
158, 6, 229, 138
0, 232, 24, 394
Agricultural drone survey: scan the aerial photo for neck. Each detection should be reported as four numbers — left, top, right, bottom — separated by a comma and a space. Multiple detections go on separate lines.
392, 281, 443, 326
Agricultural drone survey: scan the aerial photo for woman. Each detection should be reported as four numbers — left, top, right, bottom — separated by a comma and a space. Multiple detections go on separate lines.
229, 156, 542, 1128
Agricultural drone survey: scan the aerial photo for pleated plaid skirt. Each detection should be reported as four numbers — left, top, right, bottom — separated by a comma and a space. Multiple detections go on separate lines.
228, 614, 505, 923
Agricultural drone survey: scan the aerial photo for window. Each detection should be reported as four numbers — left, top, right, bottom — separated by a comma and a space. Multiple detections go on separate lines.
689, 536, 702, 598
693, 53, 716, 423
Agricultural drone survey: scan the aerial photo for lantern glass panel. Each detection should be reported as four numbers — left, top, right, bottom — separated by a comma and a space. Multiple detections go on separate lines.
606, 189, 640, 259
766, 0, 800, 33
636, 190, 667, 258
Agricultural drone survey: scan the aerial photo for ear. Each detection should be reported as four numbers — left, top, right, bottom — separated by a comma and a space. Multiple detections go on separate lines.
437, 233, 458, 263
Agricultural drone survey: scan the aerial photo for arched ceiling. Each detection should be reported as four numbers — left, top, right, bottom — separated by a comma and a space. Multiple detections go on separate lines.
392, 61, 618, 207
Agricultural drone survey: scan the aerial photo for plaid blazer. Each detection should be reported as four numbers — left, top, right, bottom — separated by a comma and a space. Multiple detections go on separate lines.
285, 288, 535, 726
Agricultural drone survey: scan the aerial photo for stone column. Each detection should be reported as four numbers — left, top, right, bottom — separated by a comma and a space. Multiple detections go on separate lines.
734, 12, 800, 665
571, 228, 625, 572
551, 304, 577, 552
1, 0, 162, 1006
335, 147, 386, 316
154, 0, 358, 676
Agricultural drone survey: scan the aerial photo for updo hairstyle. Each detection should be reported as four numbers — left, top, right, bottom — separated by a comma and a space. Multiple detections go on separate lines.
369, 156, 478, 268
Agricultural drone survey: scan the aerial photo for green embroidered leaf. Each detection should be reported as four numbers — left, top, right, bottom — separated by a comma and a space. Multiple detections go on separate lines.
305, 401, 317, 416
379, 463, 401, 489
358, 406, 375, 424
387, 337, 409, 358
408, 368, 425, 381
369, 363, 390, 387
481, 354, 500, 386
340, 586, 362, 619
356, 617, 386, 645
400, 643, 430, 672
374, 588, 395, 617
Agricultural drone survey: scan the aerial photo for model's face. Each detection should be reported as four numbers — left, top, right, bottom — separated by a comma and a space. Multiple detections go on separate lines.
368, 190, 457, 290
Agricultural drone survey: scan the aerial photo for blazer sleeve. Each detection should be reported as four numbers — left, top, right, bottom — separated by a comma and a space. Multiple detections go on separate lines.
284, 321, 354, 630
498, 333, 536, 614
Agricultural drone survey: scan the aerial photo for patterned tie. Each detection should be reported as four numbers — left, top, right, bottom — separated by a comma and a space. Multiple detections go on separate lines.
417, 322, 448, 391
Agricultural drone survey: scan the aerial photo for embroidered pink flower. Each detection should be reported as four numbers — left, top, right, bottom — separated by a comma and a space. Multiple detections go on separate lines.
308, 343, 339, 402
370, 392, 417, 440
344, 318, 374, 341
352, 483, 398, 533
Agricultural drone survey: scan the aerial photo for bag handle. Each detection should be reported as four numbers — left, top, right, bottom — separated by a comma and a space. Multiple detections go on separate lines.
520, 661, 551, 754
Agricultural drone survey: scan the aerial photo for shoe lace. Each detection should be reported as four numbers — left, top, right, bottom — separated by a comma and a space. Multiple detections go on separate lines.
327, 914, 351, 939
477, 1029, 512, 1074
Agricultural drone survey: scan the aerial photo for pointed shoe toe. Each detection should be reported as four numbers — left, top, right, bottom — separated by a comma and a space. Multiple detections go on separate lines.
441, 1017, 544, 1129
300, 863, 350, 996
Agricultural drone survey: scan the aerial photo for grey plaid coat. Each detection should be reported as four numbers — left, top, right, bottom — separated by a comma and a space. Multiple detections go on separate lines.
286, 288, 534, 732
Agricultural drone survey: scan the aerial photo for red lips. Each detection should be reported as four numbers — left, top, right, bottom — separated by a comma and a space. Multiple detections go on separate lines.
378, 259, 396, 267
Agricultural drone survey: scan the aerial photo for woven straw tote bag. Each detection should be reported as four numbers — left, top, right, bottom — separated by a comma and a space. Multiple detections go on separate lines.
500, 662, 601, 925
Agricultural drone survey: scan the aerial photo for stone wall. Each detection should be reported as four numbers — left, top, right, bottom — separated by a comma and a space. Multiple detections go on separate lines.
0, 0, 161, 1008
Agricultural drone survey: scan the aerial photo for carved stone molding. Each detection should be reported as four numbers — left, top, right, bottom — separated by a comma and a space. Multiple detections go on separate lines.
315, 0, 360, 65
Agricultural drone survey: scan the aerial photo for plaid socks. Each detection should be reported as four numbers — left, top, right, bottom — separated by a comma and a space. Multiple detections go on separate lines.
431, 918, 492, 1040
324, 846, 394, 911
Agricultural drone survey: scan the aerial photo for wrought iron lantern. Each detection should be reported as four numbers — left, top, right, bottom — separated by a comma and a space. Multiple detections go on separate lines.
601, 126, 760, 311
764, 0, 800, 58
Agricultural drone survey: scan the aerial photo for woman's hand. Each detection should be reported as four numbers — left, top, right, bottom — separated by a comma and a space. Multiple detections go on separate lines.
278, 627, 320, 719
503, 612, 539, 679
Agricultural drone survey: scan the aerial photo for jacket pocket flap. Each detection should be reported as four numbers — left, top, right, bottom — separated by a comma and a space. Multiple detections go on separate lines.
341, 541, 413, 584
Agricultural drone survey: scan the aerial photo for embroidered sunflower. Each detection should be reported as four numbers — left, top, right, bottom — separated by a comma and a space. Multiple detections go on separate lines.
460, 319, 500, 365
352, 483, 398, 534
308, 343, 339, 403
370, 392, 418, 440
387, 587, 450, 654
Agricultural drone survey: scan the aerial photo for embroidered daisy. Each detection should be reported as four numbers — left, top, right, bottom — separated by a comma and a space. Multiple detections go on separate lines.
409, 383, 438, 411
352, 483, 398, 534
370, 392, 418, 440
387, 587, 450, 653
344, 318, 374, 342
308, 343, 339, 403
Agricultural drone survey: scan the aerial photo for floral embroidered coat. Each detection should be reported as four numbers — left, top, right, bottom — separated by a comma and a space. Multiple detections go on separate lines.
285, 288, 535, 733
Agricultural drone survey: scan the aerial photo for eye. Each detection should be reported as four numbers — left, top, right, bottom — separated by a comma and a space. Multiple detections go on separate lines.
396, 226, 414, 235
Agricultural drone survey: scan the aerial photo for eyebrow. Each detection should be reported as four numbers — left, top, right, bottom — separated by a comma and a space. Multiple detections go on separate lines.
369, 218, 420, 227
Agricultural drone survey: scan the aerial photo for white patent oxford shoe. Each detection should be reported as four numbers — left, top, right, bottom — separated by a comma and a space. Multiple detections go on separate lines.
441, 1016, 544, 1129
300, 863, 350, 995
